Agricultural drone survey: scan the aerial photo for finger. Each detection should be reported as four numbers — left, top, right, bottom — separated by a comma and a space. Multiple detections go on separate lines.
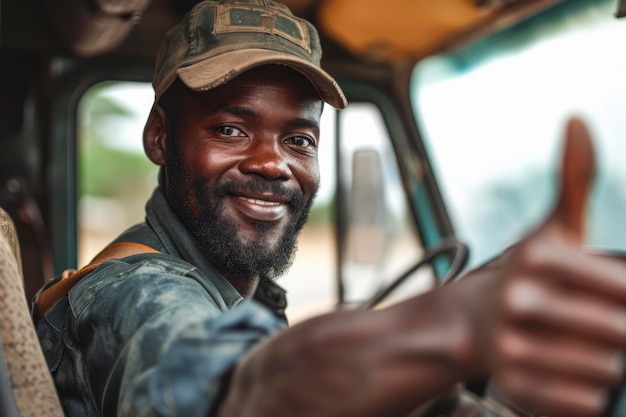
496, 327, 625, 386
547, 117, 596, 245
503, 278, 626, 346
495, 368, 610, 417
510, 242, 626, 304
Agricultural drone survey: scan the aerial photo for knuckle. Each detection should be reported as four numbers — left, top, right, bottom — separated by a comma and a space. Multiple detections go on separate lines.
580, 389, 609, 417
502, 280, 542, 319
496, 329, 528, 365
603, 351, 625, 385
514, 241, 548, 271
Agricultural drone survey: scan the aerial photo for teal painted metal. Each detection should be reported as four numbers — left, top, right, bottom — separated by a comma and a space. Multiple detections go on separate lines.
412, 181, 450, 279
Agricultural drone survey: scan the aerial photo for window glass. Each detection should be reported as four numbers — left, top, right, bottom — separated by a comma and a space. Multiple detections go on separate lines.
411, 0, 626, 268
339, 103, 430, 307
77, 81, 337, 323
77, 82, 158, 263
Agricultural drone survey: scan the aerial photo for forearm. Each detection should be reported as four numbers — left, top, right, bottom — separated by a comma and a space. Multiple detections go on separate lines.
218, 284, 480, 417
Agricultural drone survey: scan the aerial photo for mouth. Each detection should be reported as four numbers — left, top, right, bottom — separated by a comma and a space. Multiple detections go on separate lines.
228, 193, 290, 222
238, 196, 282, 207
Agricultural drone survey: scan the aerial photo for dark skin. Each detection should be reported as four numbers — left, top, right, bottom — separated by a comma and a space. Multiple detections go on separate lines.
144, 66, 322, 297
145, 66, 626, 417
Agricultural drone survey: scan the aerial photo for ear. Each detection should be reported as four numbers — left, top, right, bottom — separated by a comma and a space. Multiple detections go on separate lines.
143, 104, 170, 166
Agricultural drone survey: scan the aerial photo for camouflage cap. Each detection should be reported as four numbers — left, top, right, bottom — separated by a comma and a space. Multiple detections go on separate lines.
153, 0, 347, 109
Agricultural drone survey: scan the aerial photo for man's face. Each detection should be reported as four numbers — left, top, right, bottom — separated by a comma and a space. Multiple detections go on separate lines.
163, 66, 323, 281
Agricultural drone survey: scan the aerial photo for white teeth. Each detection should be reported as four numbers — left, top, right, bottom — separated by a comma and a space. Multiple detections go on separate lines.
240, 197, 280, 206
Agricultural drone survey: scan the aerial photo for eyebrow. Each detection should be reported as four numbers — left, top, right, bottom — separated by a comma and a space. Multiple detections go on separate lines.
215, 105, 257, 117
286, 118, 320, 133
214, 105, 320, 132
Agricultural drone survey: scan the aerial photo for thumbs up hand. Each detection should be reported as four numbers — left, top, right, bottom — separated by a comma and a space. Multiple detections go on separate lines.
459, 117, 626, 417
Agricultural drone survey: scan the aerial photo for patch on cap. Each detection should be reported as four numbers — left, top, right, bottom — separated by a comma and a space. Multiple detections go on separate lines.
214, 3, 312, 53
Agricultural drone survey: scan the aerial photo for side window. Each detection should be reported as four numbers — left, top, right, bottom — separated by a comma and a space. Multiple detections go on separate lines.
338, 103, 430, 307
77, 82, 158, 265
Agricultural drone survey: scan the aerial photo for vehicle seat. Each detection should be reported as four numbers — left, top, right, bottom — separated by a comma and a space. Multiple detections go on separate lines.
0, 206, 64, 416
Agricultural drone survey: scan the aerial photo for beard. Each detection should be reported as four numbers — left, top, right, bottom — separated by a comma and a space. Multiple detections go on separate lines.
164, 150, 316, 281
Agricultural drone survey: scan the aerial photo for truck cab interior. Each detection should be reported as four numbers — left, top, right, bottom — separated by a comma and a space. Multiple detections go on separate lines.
2, 0, 626, 415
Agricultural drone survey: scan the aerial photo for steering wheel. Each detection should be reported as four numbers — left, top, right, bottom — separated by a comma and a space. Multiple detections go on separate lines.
361, 237, 470, 310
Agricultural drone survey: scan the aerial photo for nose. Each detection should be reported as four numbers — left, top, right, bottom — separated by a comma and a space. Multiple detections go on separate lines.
238, 138, 292, 180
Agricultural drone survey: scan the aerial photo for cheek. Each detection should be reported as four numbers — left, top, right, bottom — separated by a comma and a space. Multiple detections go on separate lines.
185, 146, 234, 179
297, 162, 320, 196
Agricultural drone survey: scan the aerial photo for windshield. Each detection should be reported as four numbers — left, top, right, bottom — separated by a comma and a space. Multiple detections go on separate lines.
412, 0, 626, 268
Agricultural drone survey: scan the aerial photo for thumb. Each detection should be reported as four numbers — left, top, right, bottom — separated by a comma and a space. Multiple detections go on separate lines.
548, 117, 596, 245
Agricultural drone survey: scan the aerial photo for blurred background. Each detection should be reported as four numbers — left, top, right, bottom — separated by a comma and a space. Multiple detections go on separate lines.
75, 0, 626, 323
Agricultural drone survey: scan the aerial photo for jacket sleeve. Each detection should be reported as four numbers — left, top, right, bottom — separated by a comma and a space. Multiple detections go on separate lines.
71, 260, 287, 417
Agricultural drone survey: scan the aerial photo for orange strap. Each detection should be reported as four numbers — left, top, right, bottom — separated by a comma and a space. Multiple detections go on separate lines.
33, 242, 159, 320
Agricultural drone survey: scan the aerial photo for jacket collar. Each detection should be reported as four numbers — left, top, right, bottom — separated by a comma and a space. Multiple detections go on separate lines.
143, 187, 288, 320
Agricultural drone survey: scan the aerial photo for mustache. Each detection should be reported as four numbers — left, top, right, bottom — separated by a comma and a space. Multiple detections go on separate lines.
213, 176, 308, 208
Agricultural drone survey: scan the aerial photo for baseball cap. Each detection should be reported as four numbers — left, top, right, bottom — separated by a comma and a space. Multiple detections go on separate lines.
152, 0, 347, 109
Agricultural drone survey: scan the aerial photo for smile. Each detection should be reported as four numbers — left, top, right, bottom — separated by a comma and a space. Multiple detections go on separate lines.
238, 197, 281, 206
229, 194, 289, 222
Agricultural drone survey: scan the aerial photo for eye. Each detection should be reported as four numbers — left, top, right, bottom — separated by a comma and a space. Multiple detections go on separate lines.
217, 126, 245, 137
286, 135, 316, 149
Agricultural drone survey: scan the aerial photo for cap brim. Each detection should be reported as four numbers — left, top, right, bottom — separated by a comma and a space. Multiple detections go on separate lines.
176, 49, 347, 109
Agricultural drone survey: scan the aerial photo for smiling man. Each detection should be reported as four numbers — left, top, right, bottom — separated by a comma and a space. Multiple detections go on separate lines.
33, 1, 626, 417
151, 67, 323, 297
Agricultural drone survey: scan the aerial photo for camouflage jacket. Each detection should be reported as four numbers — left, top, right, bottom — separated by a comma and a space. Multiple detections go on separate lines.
36, 188, 288, 417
